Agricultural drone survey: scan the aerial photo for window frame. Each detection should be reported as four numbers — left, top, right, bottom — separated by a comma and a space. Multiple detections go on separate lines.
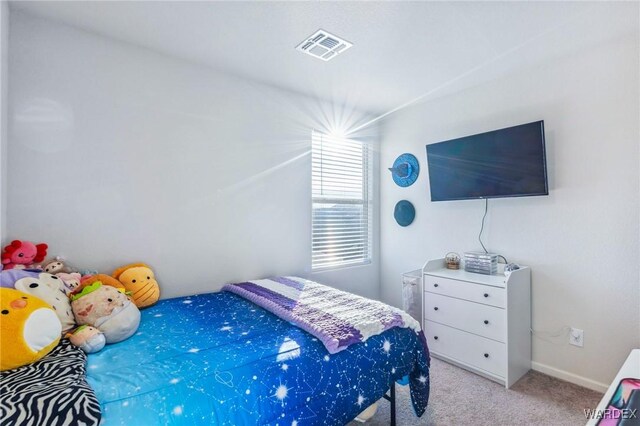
311, 130, 373, 271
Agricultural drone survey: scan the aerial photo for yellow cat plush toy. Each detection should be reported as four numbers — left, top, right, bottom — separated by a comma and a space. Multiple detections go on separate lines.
112, 263, 160, 308
0, 288, 62, 371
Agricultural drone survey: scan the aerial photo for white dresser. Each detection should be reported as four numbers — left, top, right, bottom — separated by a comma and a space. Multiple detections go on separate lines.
422, 258, 531, 388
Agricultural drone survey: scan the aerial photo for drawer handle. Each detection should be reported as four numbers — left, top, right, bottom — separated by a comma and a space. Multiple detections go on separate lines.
434, 336, 438, 340
484, 353, 489, 358
484, 293, 489, 298
484, 320, 489, 325
434, 283, 439, 288
434, 307, 439, 311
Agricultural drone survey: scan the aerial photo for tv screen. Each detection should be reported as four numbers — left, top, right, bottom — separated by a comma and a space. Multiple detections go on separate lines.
426, 121, 548, 201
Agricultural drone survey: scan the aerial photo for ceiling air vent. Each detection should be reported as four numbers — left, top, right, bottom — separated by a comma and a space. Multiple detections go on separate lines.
296, 29, 353, 62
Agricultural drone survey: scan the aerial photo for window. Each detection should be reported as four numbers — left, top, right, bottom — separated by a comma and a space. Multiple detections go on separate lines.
312, 130, 372, 270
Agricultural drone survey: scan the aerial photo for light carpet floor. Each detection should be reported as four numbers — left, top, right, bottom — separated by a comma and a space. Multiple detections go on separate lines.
349, 358, 603, 425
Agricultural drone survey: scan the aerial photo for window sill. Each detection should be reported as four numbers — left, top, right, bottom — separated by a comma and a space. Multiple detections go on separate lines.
311, 259, 372, 273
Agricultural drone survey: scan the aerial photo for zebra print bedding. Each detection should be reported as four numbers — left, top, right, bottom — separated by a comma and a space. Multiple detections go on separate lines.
0, 339, 101, 426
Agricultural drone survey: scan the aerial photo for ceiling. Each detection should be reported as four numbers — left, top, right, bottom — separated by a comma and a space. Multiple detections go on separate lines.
9, 1, 639, 116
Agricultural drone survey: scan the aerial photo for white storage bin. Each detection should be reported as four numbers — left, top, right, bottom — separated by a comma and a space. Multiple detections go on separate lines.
402, 269, 422, 322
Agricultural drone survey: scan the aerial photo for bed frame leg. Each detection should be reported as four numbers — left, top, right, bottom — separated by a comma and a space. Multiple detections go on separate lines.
390, 382, 396, 426
382, 382, 396, 426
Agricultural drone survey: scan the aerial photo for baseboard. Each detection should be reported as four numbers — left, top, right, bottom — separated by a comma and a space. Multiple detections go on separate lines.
531, 361, 608, 393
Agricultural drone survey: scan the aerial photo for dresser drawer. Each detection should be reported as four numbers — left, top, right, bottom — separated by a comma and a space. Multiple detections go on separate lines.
424, 275, 505, 308
424, 293, 505, 342
425, 320, 506, 378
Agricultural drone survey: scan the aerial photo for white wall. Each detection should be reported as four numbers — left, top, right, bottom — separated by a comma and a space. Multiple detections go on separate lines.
7, 11, 380, 299
0, 1, 8, 242
380, 21, 639, 387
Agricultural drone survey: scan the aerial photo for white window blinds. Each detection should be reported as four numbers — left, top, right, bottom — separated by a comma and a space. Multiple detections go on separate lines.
312, 130, 372, 270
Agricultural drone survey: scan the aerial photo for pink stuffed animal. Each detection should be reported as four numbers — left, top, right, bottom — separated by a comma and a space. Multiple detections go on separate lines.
1, 240, 48, 270
57, 272, 82, 295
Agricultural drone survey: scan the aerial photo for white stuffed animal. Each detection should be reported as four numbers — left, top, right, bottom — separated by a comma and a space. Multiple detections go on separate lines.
14, 272, 76, 333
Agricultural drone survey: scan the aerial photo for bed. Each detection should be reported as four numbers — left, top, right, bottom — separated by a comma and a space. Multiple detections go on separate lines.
86, 285, 430, 425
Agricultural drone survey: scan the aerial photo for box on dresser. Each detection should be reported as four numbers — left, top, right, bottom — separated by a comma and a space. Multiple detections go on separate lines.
421, 258, 531, 388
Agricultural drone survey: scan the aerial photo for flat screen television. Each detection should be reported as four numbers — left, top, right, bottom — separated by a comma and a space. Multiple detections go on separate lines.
426, 120, 548, 201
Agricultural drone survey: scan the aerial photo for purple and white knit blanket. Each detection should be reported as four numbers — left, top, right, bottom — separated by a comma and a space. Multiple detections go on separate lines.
222, 276, 422, 354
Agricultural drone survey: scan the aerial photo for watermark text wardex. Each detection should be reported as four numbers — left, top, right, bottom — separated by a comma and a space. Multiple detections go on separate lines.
584, 408, 638, 420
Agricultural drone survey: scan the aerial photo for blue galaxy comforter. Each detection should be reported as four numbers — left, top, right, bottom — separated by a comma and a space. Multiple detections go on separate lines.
87, 292, 430, 425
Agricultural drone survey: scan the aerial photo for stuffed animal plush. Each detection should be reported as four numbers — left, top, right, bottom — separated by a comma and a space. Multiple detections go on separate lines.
56, 272, 82, 296
66, 325, 106, 354
71, 281, 140, 344
1, 269, 37, 288
0, 288, 62, 371
43, 257, 72, 275
112, 263, 160, 308
14, 272, 76, 333
57, 272, 82, 295
80, 274, 126, 293
1, 240, 48, 270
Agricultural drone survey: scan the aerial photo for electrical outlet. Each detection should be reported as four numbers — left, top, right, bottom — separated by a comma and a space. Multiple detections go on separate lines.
569, 328, 584, 347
